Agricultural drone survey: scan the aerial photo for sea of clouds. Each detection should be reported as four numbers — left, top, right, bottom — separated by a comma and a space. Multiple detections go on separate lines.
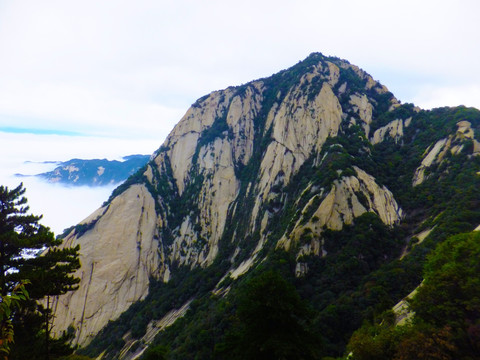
0, 132, 160, 235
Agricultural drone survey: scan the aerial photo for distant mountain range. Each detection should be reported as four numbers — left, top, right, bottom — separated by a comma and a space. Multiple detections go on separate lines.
17, 155, 150, 186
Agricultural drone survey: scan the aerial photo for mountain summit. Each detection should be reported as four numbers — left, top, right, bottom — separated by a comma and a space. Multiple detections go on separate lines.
50, 53, 480, 359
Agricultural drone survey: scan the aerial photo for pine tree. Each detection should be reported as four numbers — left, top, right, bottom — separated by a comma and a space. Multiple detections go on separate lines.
0, 183, 81, 360
0, 282, 29, 360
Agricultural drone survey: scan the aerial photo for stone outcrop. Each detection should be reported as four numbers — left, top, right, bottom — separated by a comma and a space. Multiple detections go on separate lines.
413, 120, 480, 186
51, 184, 161, 346
412, 138, 448, 186
168, 136, 240, 267
279, 166, 403, 257
349, 94, 373, 138
253, 81, 343, 225
370, 117, 412, 145
393, 287, 418, 326
117, 300, 192, 360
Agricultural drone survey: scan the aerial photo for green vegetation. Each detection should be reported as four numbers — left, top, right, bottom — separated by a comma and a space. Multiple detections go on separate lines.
141, 253, 313, 360
0, 282, 29, 359
296, 213, 404, 354
142, 345, 168, 360
57, 356, 94, 360
216, 270, 321, 360
81, 262, 230, 358
347, 231, 480, 360
135, 212, 406, 359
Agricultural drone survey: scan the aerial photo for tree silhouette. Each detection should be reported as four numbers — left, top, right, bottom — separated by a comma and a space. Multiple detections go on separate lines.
0, 183, 80, 360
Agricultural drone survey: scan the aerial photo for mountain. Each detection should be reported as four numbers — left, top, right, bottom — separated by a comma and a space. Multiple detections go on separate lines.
23, 155, 150, 186
49, 53, 480, 359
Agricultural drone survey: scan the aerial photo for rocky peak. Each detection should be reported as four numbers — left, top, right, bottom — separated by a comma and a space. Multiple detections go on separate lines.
413, 119, 480, 186
51, 53, 418, 350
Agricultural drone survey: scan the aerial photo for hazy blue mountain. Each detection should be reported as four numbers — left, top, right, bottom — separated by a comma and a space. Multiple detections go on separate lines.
30, 155, 150, 186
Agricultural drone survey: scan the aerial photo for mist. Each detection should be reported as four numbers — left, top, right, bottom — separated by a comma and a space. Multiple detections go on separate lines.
8, 175, 117, 236
0, 132, 161, 235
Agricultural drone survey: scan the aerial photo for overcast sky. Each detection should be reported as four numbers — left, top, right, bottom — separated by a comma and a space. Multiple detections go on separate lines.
1, 0, 479, 234
1, 0, 479, 142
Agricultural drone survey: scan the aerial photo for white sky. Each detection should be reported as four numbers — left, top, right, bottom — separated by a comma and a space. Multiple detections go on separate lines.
1, 0, 479, 139
1, 0, 479, 234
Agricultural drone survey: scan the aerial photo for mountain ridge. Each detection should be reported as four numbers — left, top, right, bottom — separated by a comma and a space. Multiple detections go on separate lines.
19, 155, 150, 186
49, 52, 480, 359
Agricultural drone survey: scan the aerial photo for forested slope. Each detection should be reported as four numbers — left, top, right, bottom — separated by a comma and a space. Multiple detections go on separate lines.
46, 53, 480, 359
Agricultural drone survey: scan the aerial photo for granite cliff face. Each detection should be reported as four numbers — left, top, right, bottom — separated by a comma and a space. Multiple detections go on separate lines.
52, 185, 161, 345
412, 120, 480, 186
49, 53, 480, 357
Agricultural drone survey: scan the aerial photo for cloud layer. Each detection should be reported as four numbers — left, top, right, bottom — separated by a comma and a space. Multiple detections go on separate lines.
0, 132, 160, 234
0, 0, 479, 140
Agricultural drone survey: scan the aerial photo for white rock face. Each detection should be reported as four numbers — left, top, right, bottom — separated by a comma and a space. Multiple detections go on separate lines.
325, 61, 340, 87
393, 287, 418, 326
226, 84, 262, 166
50, 85, 262, 345
51, 185, 160, 346
167, 131, 200, 194
162, 85, 262, 196
157, 85, 263, 269
253, 81, 343, 225
457, 120, 475, 138
349, 94, 373, 138
280, 166, 403, 253
117, 300, 192, 360
340, 63, 387, 93
412, 120, 480, 186
412, 138, 448, 186
163, 89, 234, 194
169, 137, 240, 267
371, 117, 411, 145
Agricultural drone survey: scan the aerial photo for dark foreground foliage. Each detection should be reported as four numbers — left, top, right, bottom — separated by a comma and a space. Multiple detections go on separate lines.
348, 231, 480, 360
0, 183, 81, 360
